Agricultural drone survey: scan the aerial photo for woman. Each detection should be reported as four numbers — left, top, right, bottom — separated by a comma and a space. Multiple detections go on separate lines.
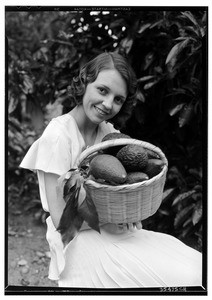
20, 52, 202, 288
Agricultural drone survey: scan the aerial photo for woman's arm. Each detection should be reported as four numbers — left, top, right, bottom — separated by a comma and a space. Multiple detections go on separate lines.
44, 172, 66, 229
44, 172, 91, 231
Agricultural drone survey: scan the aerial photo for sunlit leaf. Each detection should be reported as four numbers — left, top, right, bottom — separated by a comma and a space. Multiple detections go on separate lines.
8, 95, 19, 114
158, 209, 170, 216
178, 103, 193, 127
143, 52, 154, 70
137, 75, 155, 83
192, 204, 202, 225
182, 218, 192, 228
138, 23, 151, 34
149, 19, 164, 29
120, 37, 133, 54
136, 90, 145, 102
169, 103, 185, 116
144, 80, 158, 90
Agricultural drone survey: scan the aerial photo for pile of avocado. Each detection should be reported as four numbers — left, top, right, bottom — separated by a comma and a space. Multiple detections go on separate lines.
89, 133, 165, 185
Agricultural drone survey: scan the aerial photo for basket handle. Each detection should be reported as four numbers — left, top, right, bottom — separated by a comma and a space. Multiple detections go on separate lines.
78, 138, 168, 166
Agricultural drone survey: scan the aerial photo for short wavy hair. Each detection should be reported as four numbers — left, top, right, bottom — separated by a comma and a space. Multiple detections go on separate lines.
70, 52, 138, 130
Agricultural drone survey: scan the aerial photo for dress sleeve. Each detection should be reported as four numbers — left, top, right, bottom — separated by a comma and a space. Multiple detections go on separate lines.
20, 121, 72, 176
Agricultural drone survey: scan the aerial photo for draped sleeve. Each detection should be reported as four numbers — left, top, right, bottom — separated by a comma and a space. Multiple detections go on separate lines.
20, 114, 86, 175
20, 114, 86, 211
20, 125, 72, 176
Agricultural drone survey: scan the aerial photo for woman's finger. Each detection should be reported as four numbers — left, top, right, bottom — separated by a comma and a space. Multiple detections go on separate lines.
127, 223, 136, 232
118, 223, 128, 232
135, 221, 143, 230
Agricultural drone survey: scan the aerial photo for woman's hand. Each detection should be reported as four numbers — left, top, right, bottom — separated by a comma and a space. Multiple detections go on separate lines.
100, 221, 142, 234
118, 221, 143, 232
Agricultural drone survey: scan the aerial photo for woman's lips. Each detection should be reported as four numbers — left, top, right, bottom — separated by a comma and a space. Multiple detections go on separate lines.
94, 106, 109, 116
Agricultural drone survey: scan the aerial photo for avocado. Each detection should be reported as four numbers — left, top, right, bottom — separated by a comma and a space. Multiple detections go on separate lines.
116, 144, 148, 172
144, 159, 164, 178
101, 132, 131, 156
89, 154, 127, 184
126, 172, 149, 184
146, 149, 160, 159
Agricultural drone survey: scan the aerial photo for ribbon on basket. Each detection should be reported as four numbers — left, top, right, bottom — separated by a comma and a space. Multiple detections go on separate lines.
57, 168, 100, 247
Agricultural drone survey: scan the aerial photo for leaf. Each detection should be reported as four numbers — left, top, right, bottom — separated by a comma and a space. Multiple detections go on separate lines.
78, 190, 100, 234
143, 80, 158, 90
162, 188, 176, 202
109, 19, 125, 29
172, 190, 196, 206
181, 11, 199, 28
149, 19, 164, 29
178, 103, 193, 127
63, 175, 77, 200
143, 52, 154, 70
174, 37, 188, 41
57, 187, 83, 247
169, 103, 185, 116
63, 170, 84, 200
8, 95, 19, 114
138, 23, 151, 34
137, 75, 155, 83
158, 209, 170, 216
174, 203, 195, 228
165, 39, 191, 71
120, 37, 133, 54
192, 202, 202, 225
23, 74, 34, 94
136, 90, 145, 103
188, 168, 202, 180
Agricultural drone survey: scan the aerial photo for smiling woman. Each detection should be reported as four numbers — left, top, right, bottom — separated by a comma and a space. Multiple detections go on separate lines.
20, 51, 202, 288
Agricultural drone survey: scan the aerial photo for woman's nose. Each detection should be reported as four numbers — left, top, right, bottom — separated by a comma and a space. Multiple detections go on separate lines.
102, 96, 113, 110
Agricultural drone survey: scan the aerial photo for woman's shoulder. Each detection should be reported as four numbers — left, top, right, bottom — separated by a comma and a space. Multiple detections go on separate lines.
43, 113, 77, 138
46, 113, 75, 129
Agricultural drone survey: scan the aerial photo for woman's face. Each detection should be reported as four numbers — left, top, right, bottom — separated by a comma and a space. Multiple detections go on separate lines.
82, 69, 127, 124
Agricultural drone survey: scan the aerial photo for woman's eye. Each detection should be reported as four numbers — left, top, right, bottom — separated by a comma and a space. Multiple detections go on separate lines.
98, 87, 107, 95
115, 97, 125, 104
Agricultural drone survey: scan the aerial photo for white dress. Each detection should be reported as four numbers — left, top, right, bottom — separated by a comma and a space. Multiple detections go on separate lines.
20, 112, 202, 288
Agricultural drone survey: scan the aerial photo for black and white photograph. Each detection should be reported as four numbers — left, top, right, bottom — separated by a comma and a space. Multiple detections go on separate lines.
5, 5, 208, 295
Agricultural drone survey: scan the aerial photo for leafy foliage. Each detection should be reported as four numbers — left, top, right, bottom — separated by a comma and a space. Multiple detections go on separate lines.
57, 171, 100, 246
6, 8, 207, 251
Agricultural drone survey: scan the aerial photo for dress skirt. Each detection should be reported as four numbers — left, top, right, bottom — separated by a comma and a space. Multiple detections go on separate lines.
46, 217, 202, 288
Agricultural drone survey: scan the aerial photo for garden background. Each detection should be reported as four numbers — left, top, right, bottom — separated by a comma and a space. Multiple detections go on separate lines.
6, 6, 207, 287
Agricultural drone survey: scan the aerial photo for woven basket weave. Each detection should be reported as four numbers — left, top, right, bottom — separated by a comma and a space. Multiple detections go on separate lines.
78, 138, 168, 224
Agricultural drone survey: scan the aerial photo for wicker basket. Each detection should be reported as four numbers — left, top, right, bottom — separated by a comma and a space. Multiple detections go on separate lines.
78, 138, 168, 224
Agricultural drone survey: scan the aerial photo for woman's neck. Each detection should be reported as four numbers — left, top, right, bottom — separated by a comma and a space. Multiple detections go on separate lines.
70, 106, 98, 146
